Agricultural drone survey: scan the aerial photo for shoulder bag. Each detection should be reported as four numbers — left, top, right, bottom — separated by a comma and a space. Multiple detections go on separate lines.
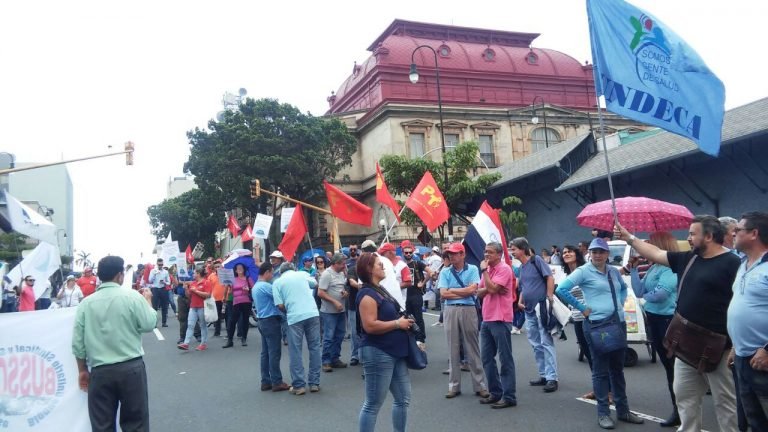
663, 255, 727, 373
587, 268, 627, 355
450, 267, 483, 330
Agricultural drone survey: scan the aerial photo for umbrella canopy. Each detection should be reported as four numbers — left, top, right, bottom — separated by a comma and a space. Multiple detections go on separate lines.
222, 255, 260, 280
577, 196, 694, 233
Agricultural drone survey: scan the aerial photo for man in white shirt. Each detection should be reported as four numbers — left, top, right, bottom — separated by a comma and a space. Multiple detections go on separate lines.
148, 258, 171, 327
360, 240, 404, 307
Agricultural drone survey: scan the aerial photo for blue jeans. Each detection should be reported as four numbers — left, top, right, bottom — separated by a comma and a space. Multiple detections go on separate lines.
1, 297, 17, 313
348, 310, 361, 361
288, 316, 321, 389
583, 319, 629, 417
481, 321, 517, 402
320, 312, 346, 364
359, 345, 410, 432
734, 355, 768, 431
167, 290, 177, 314
512, 309, 525, 329
183, 307, 208, 344
258, 316, 284, 385
524, 310, 558, 381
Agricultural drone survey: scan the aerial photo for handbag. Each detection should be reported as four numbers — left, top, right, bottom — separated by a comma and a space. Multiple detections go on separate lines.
369, 285, 428, 370
587, 268, 627, 355
663, 256, 727, 373
203, 296, 218, 323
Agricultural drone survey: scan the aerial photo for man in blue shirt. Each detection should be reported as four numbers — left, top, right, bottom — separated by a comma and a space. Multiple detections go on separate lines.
253, 262, 289, 392
273, 262, 321, 395
438, 242, 489, 399
728, 211, 768, 430
510, 237, 559, 393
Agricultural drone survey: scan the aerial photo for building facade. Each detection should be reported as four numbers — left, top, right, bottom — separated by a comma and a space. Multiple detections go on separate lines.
325, 19, 643, 245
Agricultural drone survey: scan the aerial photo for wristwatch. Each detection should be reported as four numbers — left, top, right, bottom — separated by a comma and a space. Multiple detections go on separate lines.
627, 235, 636, 246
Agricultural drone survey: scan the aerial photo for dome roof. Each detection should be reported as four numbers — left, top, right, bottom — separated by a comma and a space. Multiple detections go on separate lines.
328, 20, 593, 114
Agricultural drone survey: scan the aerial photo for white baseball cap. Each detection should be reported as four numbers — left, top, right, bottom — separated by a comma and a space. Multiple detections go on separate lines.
269, 250, 284, 259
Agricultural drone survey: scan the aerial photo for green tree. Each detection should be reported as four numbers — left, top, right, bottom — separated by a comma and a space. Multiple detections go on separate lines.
75, 250, 92, 269
183, 98, 358, 215
379, 140, 501, 238
499, 196, 528, 239
147, 189, 224, 256
0, 232, 27, 263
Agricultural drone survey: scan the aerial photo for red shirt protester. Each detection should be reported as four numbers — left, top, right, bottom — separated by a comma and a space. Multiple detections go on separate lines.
189, 279, 212, 308
18, 277, 36, 312
77, 268, 98, 297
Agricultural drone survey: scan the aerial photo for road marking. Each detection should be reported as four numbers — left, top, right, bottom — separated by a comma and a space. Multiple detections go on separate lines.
153, 328, 165, 341
424, 312, 440, 317
575, 397, 708, 431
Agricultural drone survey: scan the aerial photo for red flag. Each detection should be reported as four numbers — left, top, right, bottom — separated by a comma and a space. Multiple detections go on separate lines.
324, 181, 373, 226
185, 245, 194, 263
241, 224, 254, 242
375, 162, 401, 222
278, 204, 307, 261
227, 214, 240, 238
404, 171, 450, 231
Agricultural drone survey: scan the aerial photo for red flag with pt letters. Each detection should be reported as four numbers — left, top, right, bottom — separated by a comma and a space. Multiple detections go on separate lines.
404, 171, 449, 231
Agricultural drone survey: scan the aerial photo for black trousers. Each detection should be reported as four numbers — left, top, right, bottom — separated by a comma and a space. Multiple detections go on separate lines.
88, 357, 149, 432
150, 288, 169, 325
405, 293, 426, 343
574, 320, 593, 369
227, 302, 251, 341
645, 311, 676, 408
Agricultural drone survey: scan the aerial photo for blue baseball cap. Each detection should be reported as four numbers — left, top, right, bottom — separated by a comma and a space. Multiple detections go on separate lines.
588, 238, 610, 251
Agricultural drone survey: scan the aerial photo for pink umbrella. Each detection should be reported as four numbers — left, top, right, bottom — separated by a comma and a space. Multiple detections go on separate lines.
577, 197, 694, 233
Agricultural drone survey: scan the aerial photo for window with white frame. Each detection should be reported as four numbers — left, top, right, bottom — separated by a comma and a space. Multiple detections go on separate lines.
409, 132, 425, 158
478, 134, 495, 167
530, 127, 561, 153
445, 133, 459, 148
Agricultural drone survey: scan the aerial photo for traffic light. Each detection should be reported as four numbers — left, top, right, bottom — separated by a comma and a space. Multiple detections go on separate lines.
249, 179, 260, 198
124, 141, 135, 166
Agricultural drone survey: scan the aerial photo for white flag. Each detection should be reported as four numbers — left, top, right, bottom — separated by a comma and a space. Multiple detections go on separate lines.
4, 191, 58, 245
164, 231, 173, 244
6, 242, 62, 300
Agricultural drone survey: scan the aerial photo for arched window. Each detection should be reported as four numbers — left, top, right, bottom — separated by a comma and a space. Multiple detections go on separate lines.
530, 127, 561, 153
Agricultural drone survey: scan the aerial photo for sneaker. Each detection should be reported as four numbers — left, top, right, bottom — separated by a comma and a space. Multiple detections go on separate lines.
289, 386, 306, 396
309, 385, 320, 393
322, 364, 333, 373
510, 327, 522, 335
432, 322, 443, 327
161, 323, 168, 327
196, 344, 207, 351
272, 382, 290, 392
598, 416, 615, 430
176, 338, 183, 344
617, 412, 644, 424
460, 364, 470, 372
349, 358, 360, 366
177, 343, 189, 350
543, 380, 558, 393
331, 360, 348, 368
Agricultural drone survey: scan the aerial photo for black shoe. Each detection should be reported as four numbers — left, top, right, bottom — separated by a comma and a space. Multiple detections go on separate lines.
162, 323, 168, 327
479, 396, 500, 405
617, 412, 644, 424
529, 377, 547, 386
241, 339, 247, 347
222, 340, 234, 348
350, 358, 360, 366
176, 338, 183, 344
543, 380, 558, 393
660, 411, 680, 428
491, 400, 517, 409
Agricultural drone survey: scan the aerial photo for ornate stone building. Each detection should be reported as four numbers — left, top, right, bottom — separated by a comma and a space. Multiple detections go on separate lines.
324, 19, 644, 244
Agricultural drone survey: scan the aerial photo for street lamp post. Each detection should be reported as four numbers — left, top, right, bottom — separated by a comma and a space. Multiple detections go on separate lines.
409, 45, 452, 238
531, 96, 549, 150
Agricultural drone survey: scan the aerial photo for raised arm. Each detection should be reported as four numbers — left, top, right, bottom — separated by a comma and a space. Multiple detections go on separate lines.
615, 223, 669, 266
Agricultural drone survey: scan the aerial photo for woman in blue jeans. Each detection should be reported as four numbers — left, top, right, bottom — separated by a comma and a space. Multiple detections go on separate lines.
356, 253, 414, 432
557, 238, 644, 430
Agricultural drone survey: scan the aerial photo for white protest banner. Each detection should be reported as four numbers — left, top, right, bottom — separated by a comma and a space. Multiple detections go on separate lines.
173, 253, 187, 273
253, 213, 273, 239
279, 208, 294, 233
6, 242, 62, 300
216, 268, 235, 286
3, 191, 58, 246
0, 308, 90, 431
159, 241, 180, 265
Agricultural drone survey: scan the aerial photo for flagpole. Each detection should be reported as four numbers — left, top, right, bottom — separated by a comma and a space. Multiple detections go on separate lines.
381, 206, 407, 247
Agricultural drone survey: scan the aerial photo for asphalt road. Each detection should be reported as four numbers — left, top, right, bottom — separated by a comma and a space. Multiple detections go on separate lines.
142, 311, 721, 432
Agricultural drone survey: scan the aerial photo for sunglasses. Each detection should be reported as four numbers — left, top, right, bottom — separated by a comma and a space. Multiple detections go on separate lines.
403, 252, 413, 255
26, 279, 36, 283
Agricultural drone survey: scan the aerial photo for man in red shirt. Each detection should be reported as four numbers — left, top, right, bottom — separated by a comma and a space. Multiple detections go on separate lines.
17, 276, 37, 312
77, 267, 98, 297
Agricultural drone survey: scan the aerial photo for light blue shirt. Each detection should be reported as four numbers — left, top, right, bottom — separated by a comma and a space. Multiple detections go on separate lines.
630, 264, 677, 316
253, 280, 281, 319
727, 253, 768, 357
556, 263, 627, 322
148, 268, 170, 289
438, 263, 480, 306
272, 270, 319, 325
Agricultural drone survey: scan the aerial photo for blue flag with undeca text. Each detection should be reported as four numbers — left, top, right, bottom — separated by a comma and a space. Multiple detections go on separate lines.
586, 0, 725, 156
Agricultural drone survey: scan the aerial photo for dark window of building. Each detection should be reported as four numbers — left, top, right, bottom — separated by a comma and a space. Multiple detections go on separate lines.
439, 44, 451, 57
527, 52, 538, 65
483, 48, 495, 61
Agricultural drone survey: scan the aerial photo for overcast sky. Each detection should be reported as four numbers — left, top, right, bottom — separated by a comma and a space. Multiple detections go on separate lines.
1, 0, 765, 265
